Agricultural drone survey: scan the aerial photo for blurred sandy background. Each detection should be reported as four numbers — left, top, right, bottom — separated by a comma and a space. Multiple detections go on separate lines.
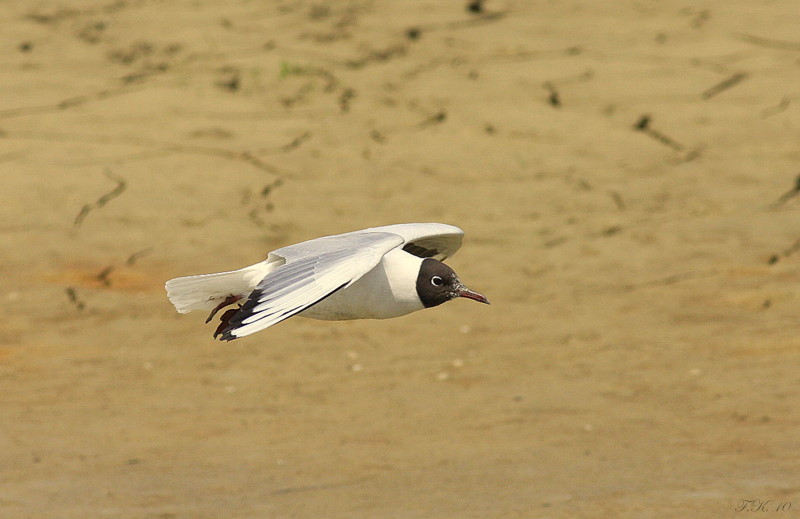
2, 1, 800, 517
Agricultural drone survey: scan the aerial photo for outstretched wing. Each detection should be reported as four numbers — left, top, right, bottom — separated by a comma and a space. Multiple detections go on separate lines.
217, 232, 403, 340
363, 223, 464, 261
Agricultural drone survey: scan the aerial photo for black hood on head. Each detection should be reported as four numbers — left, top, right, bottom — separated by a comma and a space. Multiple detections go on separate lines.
415, 258, 459, 308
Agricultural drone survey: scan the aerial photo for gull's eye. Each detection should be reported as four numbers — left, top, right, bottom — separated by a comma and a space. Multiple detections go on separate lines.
431, 275, 444, 287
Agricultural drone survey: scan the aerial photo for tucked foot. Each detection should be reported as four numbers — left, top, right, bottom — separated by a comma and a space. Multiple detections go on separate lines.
205, 295, 242, 324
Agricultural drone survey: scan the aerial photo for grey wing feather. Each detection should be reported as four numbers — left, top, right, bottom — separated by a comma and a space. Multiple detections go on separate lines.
363, 223, 464, 260
217, 232, 403, 340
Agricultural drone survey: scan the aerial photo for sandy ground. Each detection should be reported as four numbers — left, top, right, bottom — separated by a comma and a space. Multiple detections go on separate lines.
2, 1, 800, 517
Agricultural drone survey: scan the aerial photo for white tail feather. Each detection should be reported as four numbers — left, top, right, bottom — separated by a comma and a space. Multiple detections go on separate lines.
165, 261, 276, 314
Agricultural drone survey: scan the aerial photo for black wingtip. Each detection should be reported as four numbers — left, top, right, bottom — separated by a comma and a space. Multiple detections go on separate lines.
212, 307, 243, 341
210, 281, 350, 341
213, 320, 239, 341
217, 330, 237, 341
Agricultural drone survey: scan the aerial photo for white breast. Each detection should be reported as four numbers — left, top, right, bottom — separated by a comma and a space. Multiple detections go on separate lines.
298, 248, 425, 321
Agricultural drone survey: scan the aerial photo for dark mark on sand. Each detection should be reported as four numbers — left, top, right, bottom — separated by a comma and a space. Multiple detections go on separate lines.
700, 71, 748, 100
467, 0, 485, 14
369, 130, 386, 143
769, 174, 800, 209
602, 225, 623, 236
66, 287, 85, 311
345, 44, 406, 69
96, 266, 114, 287
767, 238, 800, 265
216, 66, 241, 92
543, 82, 561, 108
762, 96, 792, 118
95, 170, 126, 208
418, 111, 447, 128
541, 70, 593, 108
0, 84, 147, 120
74, 169, 127, 227
736, 33, 800, 51
270, 477, 368, 496
126, 248, 153, 266
260, 179, 283, 198
625, 269, 719, 290
248, 209, 266, 228
609, 191, 626, 211
406, 27, 421, 40
279, 132, 311, 153
73, 205, 92, 228
246, 179, 283, 228
338, 88, 356, 112
409, 10, 507, 34
632, 115, 685, 152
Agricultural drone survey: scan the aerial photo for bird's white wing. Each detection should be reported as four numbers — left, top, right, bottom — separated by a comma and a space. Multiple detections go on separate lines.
362, 223, 464, 261
217, 232, 404, 340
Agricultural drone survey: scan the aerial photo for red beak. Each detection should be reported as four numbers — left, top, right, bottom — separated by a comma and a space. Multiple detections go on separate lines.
457, 285, 490, 305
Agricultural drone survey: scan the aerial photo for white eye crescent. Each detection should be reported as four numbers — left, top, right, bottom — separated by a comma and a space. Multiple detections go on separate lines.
431, 276, 443, 287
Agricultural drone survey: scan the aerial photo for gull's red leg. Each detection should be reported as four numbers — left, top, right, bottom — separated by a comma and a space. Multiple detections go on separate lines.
205, 295, 242, 324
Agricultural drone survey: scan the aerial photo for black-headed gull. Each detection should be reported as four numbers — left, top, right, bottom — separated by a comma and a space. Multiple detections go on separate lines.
165, 223, 489, 341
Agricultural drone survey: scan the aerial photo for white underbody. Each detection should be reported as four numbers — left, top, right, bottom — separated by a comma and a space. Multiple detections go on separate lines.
299, 248, 425, 321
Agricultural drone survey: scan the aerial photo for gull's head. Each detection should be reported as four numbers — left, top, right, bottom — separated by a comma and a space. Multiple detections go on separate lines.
415, 258, 490, 308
